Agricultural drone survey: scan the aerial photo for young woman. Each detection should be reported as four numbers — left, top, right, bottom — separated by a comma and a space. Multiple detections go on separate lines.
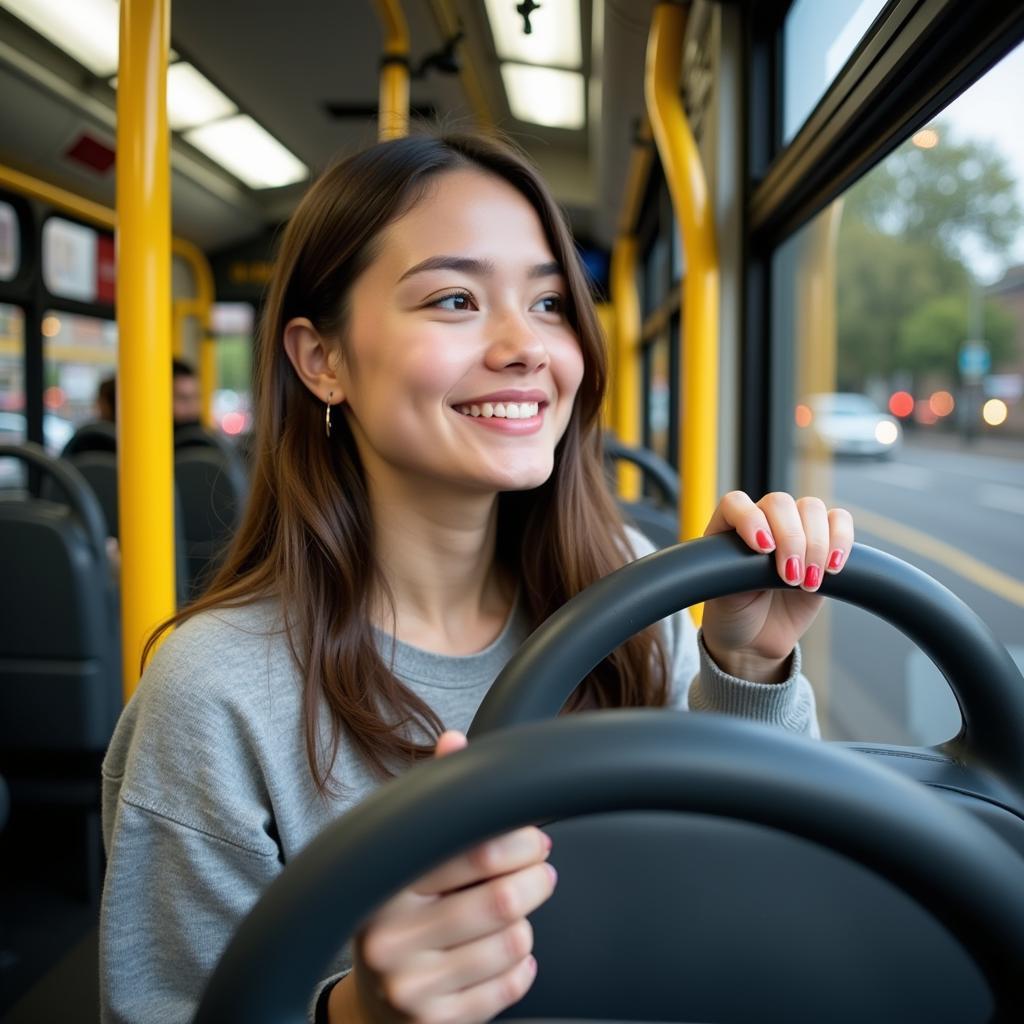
100, 132, 853, 1024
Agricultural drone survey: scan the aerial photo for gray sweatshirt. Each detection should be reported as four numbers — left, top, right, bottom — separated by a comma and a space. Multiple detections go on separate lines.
99, 533, 818, 1023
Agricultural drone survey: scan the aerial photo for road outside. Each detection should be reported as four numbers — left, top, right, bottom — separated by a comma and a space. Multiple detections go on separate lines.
799, 432, 1023, 745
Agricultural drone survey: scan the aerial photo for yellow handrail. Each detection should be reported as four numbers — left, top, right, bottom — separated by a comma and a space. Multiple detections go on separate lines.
171, 237, 216, 429
0, 178, 217, 433
374, 0, 410, 140
117, 0, 175, 697
610, 237, 642, 501
610, 119, 656, 501
0, 164, 115, 227
646, 2, 719, 550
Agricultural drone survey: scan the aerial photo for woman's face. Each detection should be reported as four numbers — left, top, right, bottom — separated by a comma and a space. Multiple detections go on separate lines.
337, 168, 585, 495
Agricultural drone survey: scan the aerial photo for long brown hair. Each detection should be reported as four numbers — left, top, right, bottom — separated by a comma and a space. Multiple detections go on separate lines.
146, 131, 668, 790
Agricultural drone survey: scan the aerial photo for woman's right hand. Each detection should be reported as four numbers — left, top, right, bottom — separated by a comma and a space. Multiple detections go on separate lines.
328, 731, 556, 1023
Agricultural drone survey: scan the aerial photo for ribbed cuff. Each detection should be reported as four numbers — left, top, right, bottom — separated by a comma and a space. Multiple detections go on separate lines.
692, 631, 807, 731
311, 970, 350, 1024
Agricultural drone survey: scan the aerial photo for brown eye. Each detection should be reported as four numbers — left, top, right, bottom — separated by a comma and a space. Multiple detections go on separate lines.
432, 291, 474, 311
531, 294, 564, 314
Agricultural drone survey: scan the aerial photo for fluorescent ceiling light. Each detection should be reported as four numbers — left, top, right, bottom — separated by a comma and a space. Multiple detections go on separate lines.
110, 64, 237, 131
501, 63, 585, 130
166, 63, 237, 130
484, 0, 581, 68
2, 0, 119, 77
4, 0, 179, 78
184, 115, 307, 189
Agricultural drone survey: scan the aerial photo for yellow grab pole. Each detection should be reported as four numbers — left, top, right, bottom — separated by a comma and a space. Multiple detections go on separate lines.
172, 237, 216, 428
595, 301, 617, 430
117, 0, 175, 697
374, 0, 410, 140
646, 2, 719, 551
610, 237, 642, 501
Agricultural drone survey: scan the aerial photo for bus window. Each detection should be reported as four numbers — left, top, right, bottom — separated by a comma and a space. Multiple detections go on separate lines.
211, 302, 254, 442
775, 40, 1024, 747
42, 311, 117, 433
0, 302, 26, 488
782, 0, 889, 144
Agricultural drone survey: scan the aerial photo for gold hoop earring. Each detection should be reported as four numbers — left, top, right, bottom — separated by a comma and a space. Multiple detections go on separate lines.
325, 393, 333, 438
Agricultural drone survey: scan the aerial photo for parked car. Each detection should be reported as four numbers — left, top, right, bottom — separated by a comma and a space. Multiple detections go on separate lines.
796, 392, 901, 459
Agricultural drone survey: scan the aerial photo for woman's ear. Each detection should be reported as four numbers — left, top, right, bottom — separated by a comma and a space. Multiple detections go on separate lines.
282, 317, 346, 403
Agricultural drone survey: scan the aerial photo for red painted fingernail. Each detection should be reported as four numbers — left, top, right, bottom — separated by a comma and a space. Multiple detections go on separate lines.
804, 565, 821, 590
828, 549, 844, 571
755, 529, 775, 551
785, 557, 801, 584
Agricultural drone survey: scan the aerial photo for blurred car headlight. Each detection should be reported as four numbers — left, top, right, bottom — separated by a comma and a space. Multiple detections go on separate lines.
875, 421, 899, 445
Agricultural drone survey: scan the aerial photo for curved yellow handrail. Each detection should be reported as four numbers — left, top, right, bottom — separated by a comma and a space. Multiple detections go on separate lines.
610, 118, 656, 501
0, 178, 217, 432
117, 0, 175, 697
645, 1, 719, 554
610, 237, 642, 501
374, 0, 410, 140
171, 237, 216, 429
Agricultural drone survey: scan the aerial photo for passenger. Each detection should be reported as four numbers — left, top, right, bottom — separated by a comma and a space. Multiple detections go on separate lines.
171, 357, 202, 428
96, 375, 116, 423
100, 133, 854, 1024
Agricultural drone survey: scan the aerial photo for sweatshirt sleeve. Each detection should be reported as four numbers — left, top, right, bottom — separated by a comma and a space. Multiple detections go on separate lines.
99, 628, 344, 1024
621, 526, 820, 737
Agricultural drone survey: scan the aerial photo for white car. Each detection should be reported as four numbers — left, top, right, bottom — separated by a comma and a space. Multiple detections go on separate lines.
797, 393, 901, 459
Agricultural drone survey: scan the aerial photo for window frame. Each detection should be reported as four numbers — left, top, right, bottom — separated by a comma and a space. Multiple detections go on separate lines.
740, 0, 1024, 495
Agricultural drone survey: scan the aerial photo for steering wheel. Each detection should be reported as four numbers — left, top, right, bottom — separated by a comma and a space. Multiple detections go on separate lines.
194, 711, 1024, 1023
468, 533, 1024, 794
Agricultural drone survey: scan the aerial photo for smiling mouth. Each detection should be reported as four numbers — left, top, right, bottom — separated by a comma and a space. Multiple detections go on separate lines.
454, 401, 542, 419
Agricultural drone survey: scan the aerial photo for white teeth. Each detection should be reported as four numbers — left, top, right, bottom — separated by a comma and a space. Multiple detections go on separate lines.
455, 401, 542, 419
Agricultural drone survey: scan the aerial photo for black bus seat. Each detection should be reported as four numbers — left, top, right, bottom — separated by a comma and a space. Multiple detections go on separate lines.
61, 420, 117, 457
173, 426, 249, 598
0, 442, 121, 902
51, 421, 192, 604
604, 435, 680, 548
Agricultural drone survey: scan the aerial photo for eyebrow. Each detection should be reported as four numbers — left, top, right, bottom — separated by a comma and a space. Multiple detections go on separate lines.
397, 255, 563, 284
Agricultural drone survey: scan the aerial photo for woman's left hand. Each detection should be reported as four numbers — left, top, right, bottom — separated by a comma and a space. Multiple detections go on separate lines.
700, 491, 854, 683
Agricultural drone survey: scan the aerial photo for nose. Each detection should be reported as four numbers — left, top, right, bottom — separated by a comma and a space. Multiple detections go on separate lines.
484, 310, 549, 373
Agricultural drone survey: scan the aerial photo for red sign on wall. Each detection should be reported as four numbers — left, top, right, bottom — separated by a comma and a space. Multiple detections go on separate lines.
96, 233, 116, 304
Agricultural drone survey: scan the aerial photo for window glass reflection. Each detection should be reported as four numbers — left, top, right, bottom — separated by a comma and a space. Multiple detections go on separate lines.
0, 302, 25, 488
42, 311, 117, 433
774, 42, 1024, 745
782, 0, 887, 144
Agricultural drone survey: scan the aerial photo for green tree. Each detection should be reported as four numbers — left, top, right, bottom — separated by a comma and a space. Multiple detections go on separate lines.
842, 120, 1024, 268
897, 295, 1015, 379
836, 123, 1023, 388
835, 219, 966, 389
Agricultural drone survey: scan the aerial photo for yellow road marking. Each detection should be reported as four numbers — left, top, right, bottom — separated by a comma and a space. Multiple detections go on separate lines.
844, 503, 1024, 609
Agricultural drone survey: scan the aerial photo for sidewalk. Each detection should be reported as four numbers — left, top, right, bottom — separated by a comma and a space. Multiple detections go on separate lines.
902, 429, 1024, 461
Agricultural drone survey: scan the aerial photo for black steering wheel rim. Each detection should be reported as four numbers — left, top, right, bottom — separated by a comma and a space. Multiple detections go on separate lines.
468, 534, 1024, 789
194, 711, 1024, 1024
